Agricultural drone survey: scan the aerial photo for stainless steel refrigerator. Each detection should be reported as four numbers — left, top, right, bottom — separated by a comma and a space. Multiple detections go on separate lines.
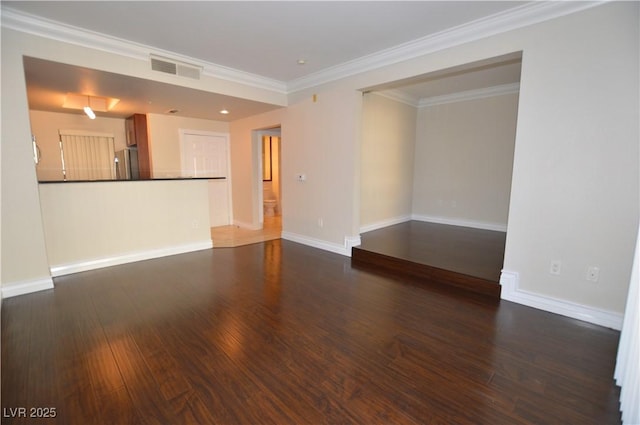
115, 148, 139, 180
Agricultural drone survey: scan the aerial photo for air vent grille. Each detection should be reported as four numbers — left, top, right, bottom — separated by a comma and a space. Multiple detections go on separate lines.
150, 55, 201, 80
151, 57, 177, 74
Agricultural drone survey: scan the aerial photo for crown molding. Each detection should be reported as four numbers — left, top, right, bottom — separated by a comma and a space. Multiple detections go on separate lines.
0, 7, 288, 94
419, 83, 520, 108
370, 89, 419, 108
2, 2, 605, 96
287, 1, 605, 93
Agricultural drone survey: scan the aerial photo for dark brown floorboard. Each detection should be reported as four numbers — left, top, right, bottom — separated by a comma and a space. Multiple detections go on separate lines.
353, 221, 506, 298
2, 240, 621, 424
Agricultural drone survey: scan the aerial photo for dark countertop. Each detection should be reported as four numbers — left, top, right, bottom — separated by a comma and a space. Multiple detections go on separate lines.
38, 177, 226, 184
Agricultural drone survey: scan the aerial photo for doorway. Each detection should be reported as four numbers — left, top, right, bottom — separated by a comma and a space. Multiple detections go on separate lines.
255, 127, 282, 231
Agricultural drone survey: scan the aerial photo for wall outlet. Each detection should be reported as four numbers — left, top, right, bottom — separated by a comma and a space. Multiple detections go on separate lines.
191, 219, 199, 229
296, 173, 306, 182
317, 218, 324, 228
550, 260, 562, 276
586, 266, 600, 282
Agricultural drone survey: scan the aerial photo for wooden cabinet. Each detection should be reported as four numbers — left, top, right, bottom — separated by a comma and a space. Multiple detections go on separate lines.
125, 114, 151, 180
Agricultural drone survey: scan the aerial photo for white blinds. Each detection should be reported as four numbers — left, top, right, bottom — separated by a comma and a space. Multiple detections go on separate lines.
59, 131, 116, 181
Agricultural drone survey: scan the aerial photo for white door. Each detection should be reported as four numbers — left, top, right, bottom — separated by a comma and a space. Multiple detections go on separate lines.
181, 133, 228, 178
180, 131, 231, 226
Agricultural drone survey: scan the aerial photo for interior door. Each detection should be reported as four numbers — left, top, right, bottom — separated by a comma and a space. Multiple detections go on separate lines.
180, 132, 231, 226
181, 133, 228, 178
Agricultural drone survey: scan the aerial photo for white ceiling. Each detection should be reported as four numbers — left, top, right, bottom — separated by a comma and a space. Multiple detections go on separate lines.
5, 1, 527, 120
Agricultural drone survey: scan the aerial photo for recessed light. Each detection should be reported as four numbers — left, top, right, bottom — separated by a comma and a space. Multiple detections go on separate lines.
297, 59, 306, 65
220, 109, 229, 115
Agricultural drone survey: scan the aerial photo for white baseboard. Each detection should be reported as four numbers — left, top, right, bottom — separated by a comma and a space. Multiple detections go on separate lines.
2, 277, 55, 298
412, 214, 507, 232
345, 235, 362, 251
360, 215, 412, 234
500, 270, 623, 330
281, 231, 359, 257
50, 240, 213, 277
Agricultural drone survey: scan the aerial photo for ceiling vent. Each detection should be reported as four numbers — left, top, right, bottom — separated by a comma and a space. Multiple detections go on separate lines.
150, 55, 202, 80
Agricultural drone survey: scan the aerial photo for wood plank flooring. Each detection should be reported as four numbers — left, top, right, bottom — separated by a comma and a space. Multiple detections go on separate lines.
1, 240, 621, 424
353, 221, 506, 299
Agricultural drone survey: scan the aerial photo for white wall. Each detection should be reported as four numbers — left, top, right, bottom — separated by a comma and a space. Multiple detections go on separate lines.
281, 88, 362, 251
412, 93, 518, 230
360, 93, 416, 230
38, 180, 211, 274
499, 4, 639, 313
1, 29, 52, 289
146, 113, 229, 178
29, 110, 127, 181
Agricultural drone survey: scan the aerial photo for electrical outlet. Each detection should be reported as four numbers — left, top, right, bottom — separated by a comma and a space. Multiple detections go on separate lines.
317, 218, 324, 228
550, 260, 562, 276
296, 173, 306, 182
586, 266, 600, 282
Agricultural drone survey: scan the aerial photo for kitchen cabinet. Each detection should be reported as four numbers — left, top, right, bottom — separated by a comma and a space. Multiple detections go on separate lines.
126, 114, 151, 179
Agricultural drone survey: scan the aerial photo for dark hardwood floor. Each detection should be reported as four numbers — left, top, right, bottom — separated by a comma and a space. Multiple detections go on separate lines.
353, 221, 506, 299
2, 240, 621, 424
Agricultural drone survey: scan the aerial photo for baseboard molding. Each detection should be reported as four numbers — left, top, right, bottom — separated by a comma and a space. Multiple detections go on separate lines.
500, 270, 623, 330
50, 240, 213, 277
281, 231, 359, 257
360, 215, 412, 234
2, 277, 55, 299
412, 214, 507, 232
345, 235, 362, 252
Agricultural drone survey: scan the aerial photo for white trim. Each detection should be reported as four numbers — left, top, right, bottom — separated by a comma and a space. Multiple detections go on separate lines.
0, 7, 287, 94
2, 277, 54, 298
287, 1, 605, 92
615, 228, 639, 424
360, 215, 412, 234
418, 83, 520, 108
500, 270, 623, 330
345, 235, 362, 251
372, 90, 419, 108
412, 214, 507, 232
49, 240, 213, 277
281, 231, 355, 257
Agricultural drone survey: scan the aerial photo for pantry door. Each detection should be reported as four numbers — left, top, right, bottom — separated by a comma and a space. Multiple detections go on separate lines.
180, 130, 232, 227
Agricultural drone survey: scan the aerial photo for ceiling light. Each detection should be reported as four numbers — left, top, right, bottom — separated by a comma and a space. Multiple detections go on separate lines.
297, 59, 306, 65
220, 109, 229, 115
83, 96, 96, 119
83, 105, 96, 120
